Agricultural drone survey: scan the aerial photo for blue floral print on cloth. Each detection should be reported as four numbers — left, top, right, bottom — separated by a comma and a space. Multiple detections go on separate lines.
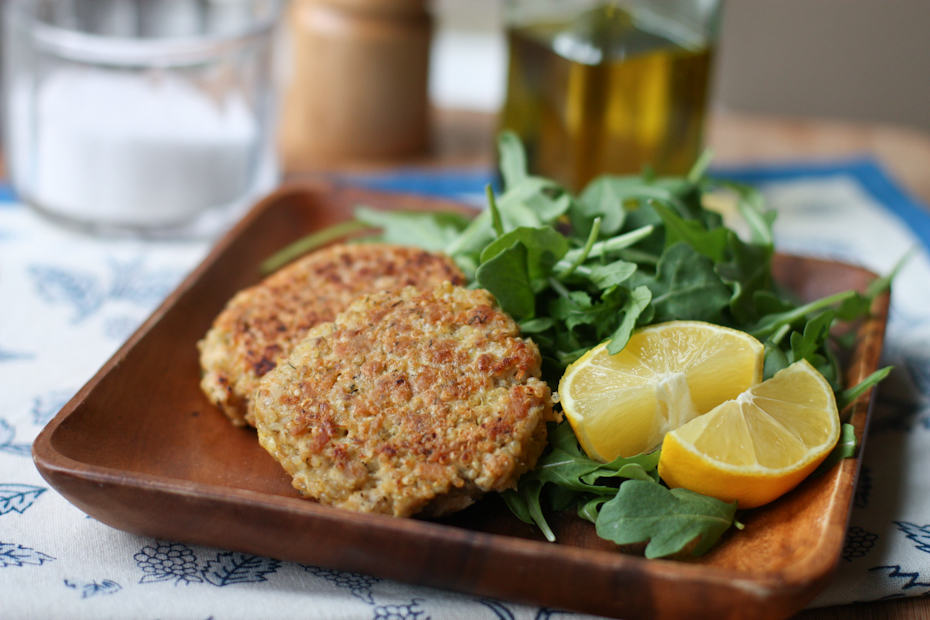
1, 160, 929, 618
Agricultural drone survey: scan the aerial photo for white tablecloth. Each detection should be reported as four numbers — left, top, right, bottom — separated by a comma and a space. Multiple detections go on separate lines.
2, 161, 929, 618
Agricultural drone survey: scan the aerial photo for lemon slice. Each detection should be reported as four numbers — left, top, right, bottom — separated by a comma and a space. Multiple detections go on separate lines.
558, 320, 764, 461
658, 359, 841, 508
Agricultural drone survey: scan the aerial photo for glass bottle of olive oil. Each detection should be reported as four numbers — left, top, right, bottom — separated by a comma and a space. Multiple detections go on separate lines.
500, 1, 720, 191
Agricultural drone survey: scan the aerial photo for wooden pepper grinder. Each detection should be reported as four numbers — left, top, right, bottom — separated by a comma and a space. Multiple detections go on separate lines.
280, 0, 432, 167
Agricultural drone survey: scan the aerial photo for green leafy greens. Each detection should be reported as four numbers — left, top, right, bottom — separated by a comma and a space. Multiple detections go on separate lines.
265, 132, 891, 559
596, 480, 738, 559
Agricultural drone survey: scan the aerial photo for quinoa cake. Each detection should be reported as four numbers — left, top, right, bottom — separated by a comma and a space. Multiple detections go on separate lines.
251, 282, 556, 517
198, 243, 465, 426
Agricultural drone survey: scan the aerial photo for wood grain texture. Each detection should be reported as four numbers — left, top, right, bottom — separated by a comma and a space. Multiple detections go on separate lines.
799, 595, 930, 620
33, 186, 890, 620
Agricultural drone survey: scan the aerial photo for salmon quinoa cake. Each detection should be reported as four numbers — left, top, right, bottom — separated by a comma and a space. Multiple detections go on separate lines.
198, 243, 465, 426
251, 282, 557, 517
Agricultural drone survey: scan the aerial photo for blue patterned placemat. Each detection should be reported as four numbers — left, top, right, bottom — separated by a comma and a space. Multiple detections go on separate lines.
1, 159, 929, 617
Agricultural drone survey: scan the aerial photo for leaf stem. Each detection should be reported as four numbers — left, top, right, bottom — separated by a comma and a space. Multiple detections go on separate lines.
445, 211, 489, 257
260, 219, 368, 274
770, 323, 791, 347
557, 224, 654, 269
839, 366, 892, 410
687, 148, 714, 183
486, 184, 504, 237
530, 502, 556, 542
548, 277, 572, 299
749, 290, 856, 339
557, 217, 601, 279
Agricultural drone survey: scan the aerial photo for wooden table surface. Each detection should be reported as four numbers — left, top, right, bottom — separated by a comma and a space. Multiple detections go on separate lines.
4, 110, 929, 619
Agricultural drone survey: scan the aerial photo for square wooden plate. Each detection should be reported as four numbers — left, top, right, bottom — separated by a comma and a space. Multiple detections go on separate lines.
33, 184, 889, 619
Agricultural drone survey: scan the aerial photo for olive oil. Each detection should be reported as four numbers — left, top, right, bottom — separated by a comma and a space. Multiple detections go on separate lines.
500, 4, 715, 190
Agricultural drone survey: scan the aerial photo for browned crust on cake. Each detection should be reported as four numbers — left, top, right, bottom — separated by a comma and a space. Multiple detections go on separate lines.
198, 243, 465, 426
251, 283, 556, 517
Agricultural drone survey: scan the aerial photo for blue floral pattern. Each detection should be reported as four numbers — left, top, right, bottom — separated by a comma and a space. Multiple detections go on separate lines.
134, 542, 282, 588
0, 420, 32, 458
201, 552, 281, 586
64, 578, 122, 598
135, 542, 203, 585
28, 257, 185, 338
896, 522, 930, 555
0, 542, 55, 568
0, 348, 33, 363
478, 599, 516, 619
302, 565, 380, 604
0, 484, 46, 515
868, 565, 930, 591
373, 598, 428, 620
29, 264, 103, 323
843, 526, 879, 562
31, 389, 75, 426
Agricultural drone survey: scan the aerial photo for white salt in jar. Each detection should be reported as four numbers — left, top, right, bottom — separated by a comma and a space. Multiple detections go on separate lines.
1, 0, 282, 232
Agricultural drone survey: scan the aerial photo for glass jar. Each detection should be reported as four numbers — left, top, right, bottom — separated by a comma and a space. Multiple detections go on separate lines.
1, 0, 282, 232
500, 0, 722, 191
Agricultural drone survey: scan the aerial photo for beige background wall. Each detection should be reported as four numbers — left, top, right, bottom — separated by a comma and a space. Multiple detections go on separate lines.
714, 0, 930, 132
431, 0, 930, 134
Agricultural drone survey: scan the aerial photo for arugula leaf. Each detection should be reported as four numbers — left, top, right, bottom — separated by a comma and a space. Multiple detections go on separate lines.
574, 176, 628, 235
747, 290, 857, 341
445, 209, 495, 258
814, 423, 859, 476
606, 285, 652, 354
480, 226, 569, 289
498, 130, 529, 189
519, 317, 555, 333
583, 259, 637, 289
595, 480, 737, 559
501, 478, 554, 542
640, 242, 731, 323
579, 450, 661, 484
839, 366, 893, 410
715, 232, 774, 324
833, 423, 859, 460
762, 342, 791, 379
788, 311, 834, 364
525, 191, 573, 223
475, 242, 536, 320
501, 423, 663, 541
578, 497, 608, 524
712, 180, 776, 247
652, 201, 729, 263
353, 206, 470, 251
530, 423, 646, 494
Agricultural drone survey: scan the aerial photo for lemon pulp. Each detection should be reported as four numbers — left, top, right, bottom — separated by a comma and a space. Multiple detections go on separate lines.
658, 359, 841, 508
558, 320, 765, 460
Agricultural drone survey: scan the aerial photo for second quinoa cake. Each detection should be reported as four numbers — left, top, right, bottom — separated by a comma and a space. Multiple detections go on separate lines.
251, 282, 556, 517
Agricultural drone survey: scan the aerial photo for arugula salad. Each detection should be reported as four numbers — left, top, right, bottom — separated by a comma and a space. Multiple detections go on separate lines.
266, 132, 891, 559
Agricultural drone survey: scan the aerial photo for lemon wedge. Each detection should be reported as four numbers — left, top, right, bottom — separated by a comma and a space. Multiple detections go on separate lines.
658, 359, 841, 508
558, 320, 764, 461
